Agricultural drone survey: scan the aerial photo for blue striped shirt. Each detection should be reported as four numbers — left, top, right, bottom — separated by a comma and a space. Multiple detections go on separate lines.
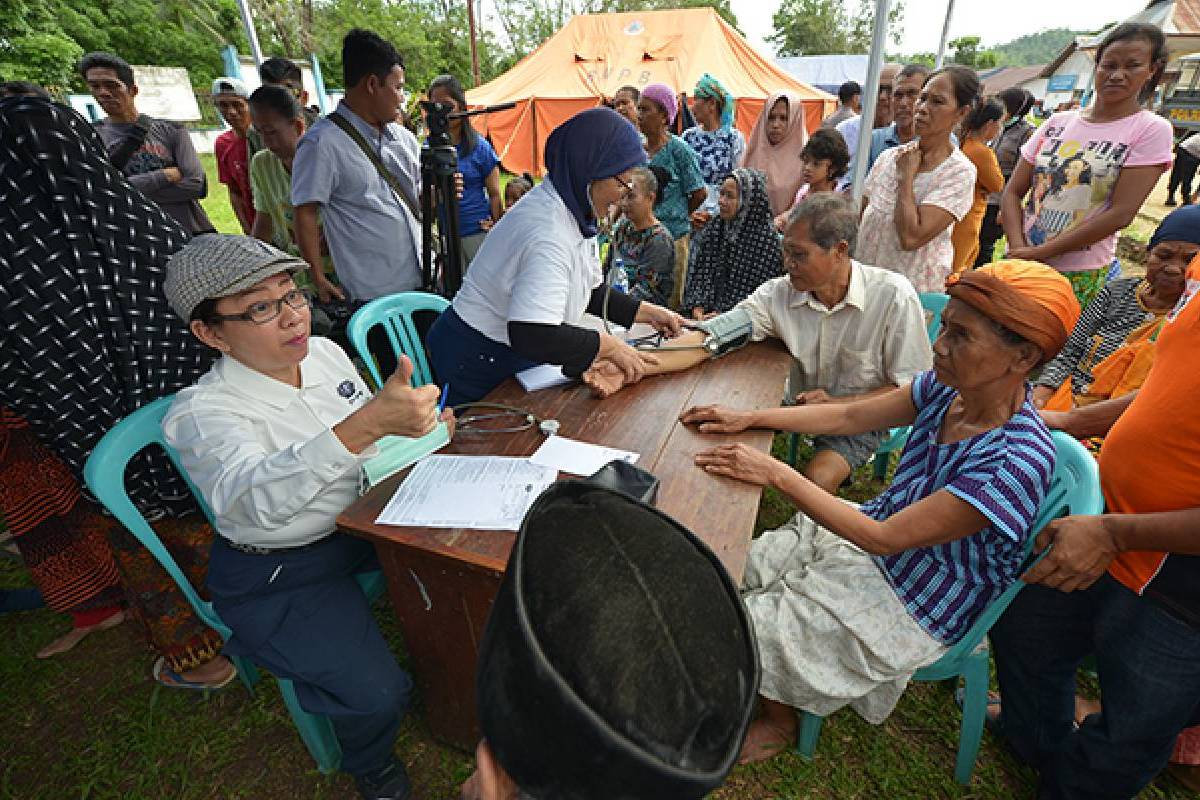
862, 371, 1055, 644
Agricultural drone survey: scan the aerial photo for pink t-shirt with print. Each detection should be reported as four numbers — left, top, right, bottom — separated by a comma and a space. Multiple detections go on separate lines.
857, 145, 976, 294
1020, 110, 1172, 273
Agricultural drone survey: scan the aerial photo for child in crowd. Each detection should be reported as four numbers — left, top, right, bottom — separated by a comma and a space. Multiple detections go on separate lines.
774, 127, 850, 230
480, 173, 534, 230
612, 165, 676, 307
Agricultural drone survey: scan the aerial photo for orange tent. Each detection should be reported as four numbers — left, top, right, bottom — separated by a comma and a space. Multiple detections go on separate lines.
467, 8, 835, 176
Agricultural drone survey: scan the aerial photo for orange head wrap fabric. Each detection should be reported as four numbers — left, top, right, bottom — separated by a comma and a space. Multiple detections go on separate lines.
944, 260, 1081, 365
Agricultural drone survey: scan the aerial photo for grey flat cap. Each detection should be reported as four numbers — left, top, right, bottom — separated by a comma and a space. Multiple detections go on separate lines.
164, 234, 307, 321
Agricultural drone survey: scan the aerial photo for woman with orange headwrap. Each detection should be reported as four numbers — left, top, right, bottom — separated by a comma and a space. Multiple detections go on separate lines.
680, 261, 1080, 763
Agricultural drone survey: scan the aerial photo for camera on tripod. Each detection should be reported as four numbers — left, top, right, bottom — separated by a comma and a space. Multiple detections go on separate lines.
419, 99, 515, 299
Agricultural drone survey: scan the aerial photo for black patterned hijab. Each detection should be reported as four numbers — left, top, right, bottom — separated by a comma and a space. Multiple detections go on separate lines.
683, 168, 783, 314
0, 97, 211, 515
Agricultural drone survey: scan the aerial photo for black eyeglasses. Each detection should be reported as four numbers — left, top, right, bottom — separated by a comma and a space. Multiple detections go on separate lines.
208, 288, 309, 325
613, 174, 635, 201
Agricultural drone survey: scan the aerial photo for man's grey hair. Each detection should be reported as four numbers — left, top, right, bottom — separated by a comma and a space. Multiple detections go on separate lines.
897, 62, 931, 81
629, 165, 658, 199
786, 192, 859, 254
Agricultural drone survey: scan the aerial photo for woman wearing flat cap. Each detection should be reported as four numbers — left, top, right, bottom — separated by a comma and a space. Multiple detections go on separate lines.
428, 106, 685, 407
681, 260, 1080, 761
162, 234, 451, 800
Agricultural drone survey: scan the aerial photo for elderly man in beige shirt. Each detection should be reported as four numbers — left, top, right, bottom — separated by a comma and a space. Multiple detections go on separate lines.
739, 192, 932, 490
586, 191, 932, 492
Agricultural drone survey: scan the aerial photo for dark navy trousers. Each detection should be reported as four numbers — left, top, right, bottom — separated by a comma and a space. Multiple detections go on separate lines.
427, 306, 536, 407
206, 534, 411, 777
992, 574, 1200, 799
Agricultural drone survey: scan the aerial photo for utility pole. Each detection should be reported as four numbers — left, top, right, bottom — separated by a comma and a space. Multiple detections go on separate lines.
467, 0, 482, 87
934, 0, 956, 69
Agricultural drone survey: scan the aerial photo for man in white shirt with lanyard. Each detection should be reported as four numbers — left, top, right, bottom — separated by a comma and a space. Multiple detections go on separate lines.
161, 235, 450, 800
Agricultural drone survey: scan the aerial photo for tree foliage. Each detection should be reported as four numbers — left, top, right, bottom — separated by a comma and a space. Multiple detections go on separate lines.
3, 0, 741, 98
769, 0, 904, 57
0, 0, 84, 91
949, 35, 997, 69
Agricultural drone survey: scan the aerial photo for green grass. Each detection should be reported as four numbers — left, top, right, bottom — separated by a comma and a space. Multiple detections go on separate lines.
2, 443, 1193, 799
199, 152, 242, 235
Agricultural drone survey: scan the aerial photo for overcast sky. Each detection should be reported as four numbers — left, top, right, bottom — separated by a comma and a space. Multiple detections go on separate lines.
728, 0, 1147, 58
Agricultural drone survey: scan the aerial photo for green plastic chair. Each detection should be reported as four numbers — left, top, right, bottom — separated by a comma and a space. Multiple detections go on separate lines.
83, 395, 386, 774
795, 430, 1104, 785
789, 292, 949, 475
346, 291, 449, 390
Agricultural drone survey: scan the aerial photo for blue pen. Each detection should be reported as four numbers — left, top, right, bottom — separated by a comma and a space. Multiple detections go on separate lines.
437, 383, 450, 414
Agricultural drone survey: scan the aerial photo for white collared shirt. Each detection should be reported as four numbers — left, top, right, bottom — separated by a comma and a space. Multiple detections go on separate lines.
162, 337, 377, 548
733, 261, 933, 399
451, 180, 601, 344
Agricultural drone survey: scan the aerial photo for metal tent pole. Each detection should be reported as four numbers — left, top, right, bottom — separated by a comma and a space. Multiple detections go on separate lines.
851, 0, 891, 203
934, 0, 957, 70
235, 0, 265, 66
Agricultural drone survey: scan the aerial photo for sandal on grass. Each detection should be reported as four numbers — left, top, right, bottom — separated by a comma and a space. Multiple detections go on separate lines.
152, 656, 238, 691
35, 609, 126, 659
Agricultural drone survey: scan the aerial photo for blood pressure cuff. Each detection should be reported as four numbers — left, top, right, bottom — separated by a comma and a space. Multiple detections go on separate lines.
699, 307, 754, 357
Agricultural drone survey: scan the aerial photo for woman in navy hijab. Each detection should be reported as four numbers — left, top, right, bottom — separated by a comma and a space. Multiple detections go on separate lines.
429, 107, 686, 406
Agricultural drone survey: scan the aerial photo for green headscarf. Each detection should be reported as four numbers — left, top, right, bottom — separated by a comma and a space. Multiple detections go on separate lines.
694, 73, 735, 129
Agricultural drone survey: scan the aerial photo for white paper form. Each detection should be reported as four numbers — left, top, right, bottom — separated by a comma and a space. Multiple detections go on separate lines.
516, 364, 573, 392
529, 435, 639, 476
375, 455, 556, 530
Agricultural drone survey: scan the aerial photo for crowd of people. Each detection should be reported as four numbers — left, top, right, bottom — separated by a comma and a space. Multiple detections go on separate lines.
1, 17, 1199, 800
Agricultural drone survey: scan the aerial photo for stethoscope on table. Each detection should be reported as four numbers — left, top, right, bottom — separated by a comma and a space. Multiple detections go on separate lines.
451, 402, 561, 436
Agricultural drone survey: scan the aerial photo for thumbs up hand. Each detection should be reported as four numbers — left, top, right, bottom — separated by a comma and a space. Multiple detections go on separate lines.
334, 355, 445, 453
367, 356, 441, 439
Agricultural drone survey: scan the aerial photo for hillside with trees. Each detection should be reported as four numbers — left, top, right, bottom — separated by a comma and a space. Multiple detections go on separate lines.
991, 27, 1083, 66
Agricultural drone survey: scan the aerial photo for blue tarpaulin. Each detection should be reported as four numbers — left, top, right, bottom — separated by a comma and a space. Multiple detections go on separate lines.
775, 55, 870, 94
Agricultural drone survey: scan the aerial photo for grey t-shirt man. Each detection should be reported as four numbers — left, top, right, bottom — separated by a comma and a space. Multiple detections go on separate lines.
290, 100, 423, 302
95, 116, 213, 236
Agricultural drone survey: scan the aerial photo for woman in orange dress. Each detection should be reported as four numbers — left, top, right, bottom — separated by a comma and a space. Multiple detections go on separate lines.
951, 98, 1005, 274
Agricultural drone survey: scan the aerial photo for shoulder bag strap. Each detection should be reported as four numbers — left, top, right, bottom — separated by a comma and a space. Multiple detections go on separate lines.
106, 113, 154, 171
327, 111, 422, 222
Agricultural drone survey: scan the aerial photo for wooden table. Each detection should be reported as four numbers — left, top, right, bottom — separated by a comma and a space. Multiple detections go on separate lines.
338, 339, 790, 750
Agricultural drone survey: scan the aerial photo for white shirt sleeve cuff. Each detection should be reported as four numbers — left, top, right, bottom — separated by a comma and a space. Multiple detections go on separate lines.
299, 428, 363, 481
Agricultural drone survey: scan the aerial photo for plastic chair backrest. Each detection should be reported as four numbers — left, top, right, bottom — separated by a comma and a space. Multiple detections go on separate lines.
346, 291, 449, 390
933, 431, 1103, 665
920, 292, 950, 342
82, 395, 230, 639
